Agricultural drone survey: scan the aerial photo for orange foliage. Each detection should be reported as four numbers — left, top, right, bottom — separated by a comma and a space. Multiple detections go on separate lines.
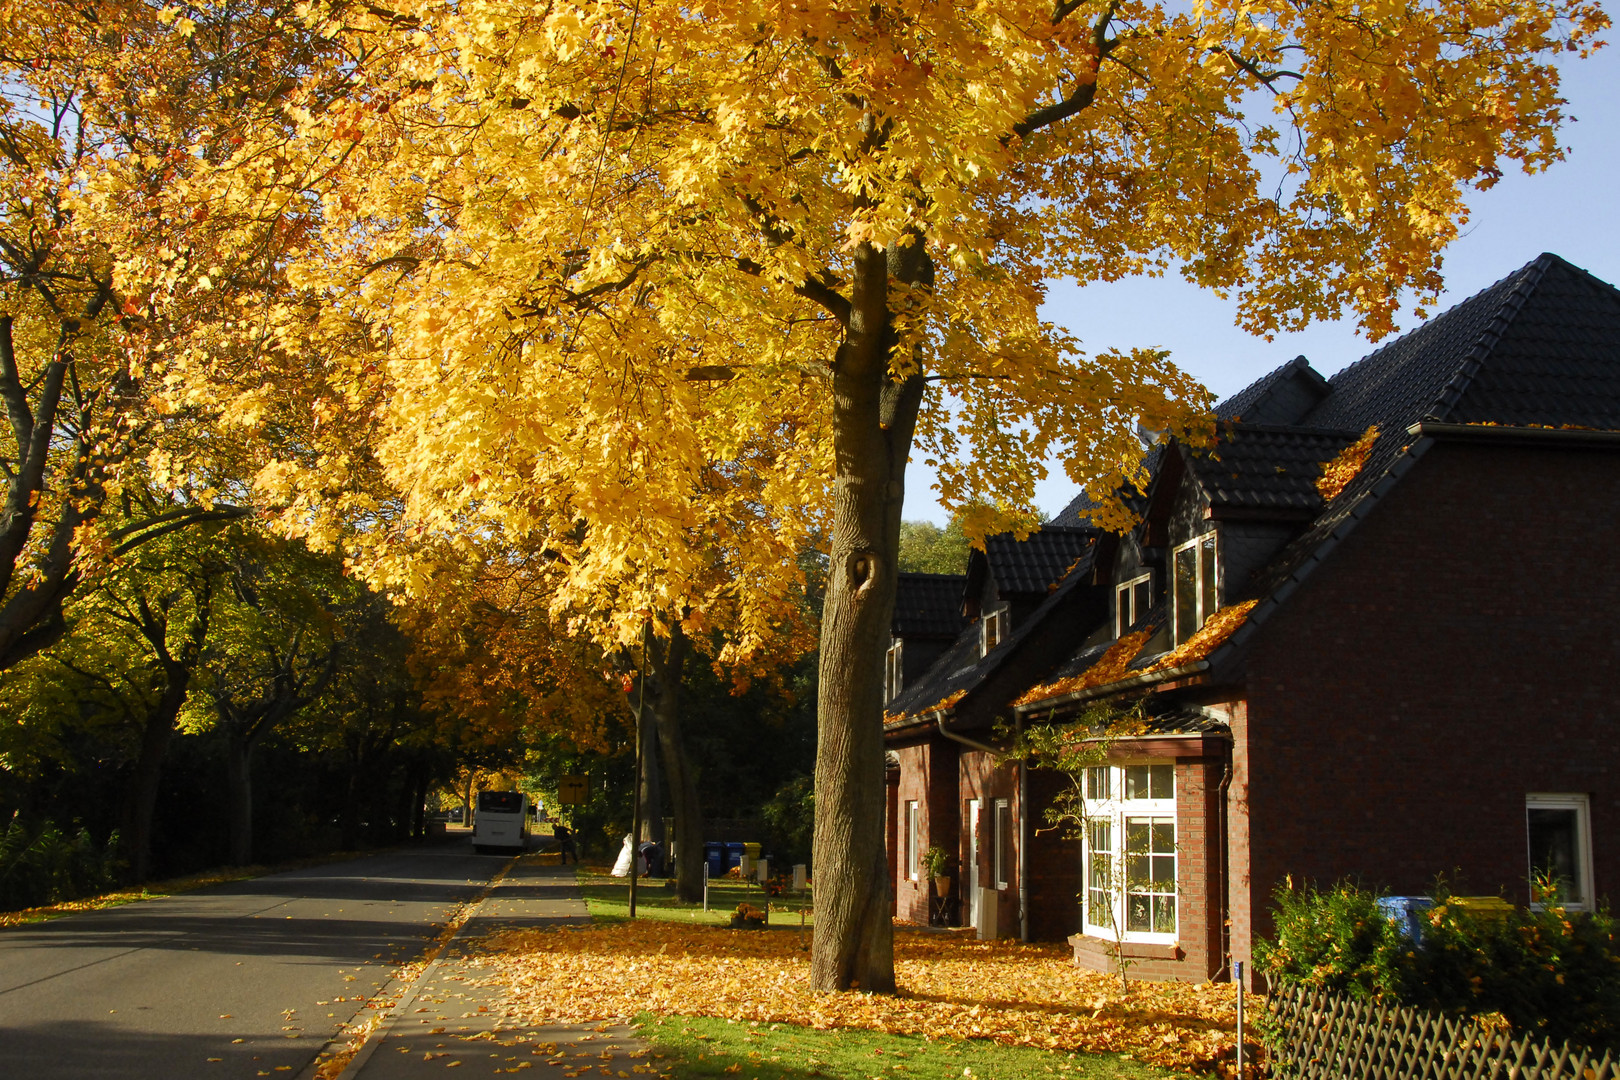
473, 922, 1243, 1074
1315, 426, 1380, 501
1143, 600, 1261, 673
1013, 629, 1154, 707
885, 688, 965, 726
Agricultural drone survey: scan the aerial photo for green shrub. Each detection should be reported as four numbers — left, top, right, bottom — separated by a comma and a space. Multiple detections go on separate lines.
1254, 879, 1409, 999
1258, 880, 1620, 1054
0, 819, 123, 911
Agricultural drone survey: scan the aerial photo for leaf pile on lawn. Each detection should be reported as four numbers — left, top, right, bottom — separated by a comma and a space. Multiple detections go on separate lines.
470, 923, 1240, 1073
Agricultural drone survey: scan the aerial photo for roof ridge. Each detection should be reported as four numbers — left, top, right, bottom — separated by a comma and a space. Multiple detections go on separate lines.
1424, 253, 1555, 423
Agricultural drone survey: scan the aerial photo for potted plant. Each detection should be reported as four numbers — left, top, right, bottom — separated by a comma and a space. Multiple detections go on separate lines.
922, 845, 952, 896
729, 902, 768, 929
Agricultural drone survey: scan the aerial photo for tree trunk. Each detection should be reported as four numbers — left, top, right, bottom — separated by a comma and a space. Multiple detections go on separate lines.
339, 736, 364, 850
810, 238, 928, 993
638, 702, 665, 847
225, 733, 255, 866
649, 627, 704, 902
123, 677, 189, 883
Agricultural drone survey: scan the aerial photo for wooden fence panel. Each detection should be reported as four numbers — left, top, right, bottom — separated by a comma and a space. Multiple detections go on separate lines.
1264, 982, 1616, 1080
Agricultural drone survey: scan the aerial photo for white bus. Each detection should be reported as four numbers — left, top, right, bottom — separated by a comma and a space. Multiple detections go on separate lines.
472, 790, 531, 854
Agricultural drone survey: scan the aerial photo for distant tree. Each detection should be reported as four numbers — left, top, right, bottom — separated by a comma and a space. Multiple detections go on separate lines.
898, 517, 973, 576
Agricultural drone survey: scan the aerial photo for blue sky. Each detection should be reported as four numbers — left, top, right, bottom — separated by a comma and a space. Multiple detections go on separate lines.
904, 45, 1620, 525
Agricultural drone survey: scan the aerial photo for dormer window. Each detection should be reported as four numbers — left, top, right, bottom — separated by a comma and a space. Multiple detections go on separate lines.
1115, 573, 1153, 638
884, 639, 904, 703
1171, 533, 1218, 646
981, 607, 1007, 657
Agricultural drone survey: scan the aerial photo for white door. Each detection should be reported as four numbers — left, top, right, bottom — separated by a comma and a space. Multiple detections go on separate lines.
965, 799, 981, 928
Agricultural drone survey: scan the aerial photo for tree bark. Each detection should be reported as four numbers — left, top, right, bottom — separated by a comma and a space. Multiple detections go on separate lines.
225, 733, 255, 866
810, 237, 929, 993
637, 702, 664, 847
123, 678, 189, 882
648, 626, 704, 902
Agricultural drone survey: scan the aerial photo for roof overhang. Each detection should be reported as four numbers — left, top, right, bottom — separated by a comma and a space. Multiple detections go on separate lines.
1407, 421, 1620, 449
1012, 660, 1210, 717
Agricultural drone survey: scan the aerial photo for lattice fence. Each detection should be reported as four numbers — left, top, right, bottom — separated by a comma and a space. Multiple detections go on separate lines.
1265, 981, 1617, 1080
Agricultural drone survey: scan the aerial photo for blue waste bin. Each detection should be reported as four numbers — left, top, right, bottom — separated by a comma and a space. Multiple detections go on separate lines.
725, 841, 745, 872
1376, 896, 1434, 945
704, 842, 726, 879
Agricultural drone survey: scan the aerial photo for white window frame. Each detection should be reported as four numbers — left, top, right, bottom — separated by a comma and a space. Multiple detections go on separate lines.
993, 798, 1012, 889
905, 800, 921, 881
1171, 533, 1219, 646
1081, 762, 1178, 944
1115, 572, 1153, 638
884, 639, 904, 703
1527, 793, 1594, 911
980, 607, 1007, 657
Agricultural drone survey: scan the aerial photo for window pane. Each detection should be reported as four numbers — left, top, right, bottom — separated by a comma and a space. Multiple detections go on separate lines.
1115, 584, 1130, 637
1199, 534, 1218, 623
1086, 766, 1111, 801
1089, 852, 1112, 890
1133, 579, 1151, 621
1529, 807, 1582, 903
1125, 766, 1149, 799
1152, 820, 1175, 852
1174, 544, 1197, 644
1126, 819, 1148, 853
1151, 854, 1175, 885
1089, 818, 1111, 854
1150, 764, 1173, 801
1153, 895, 1177, 933
1088, 886, 1112, 928
1127, 893, 1152, 932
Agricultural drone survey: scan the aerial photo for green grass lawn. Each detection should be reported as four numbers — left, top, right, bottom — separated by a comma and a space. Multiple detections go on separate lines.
635, 1015, 1186, 1080
575, 865, 815, 928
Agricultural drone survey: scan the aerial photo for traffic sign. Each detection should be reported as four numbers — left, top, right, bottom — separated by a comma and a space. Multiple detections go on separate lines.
557, 775, 588, 805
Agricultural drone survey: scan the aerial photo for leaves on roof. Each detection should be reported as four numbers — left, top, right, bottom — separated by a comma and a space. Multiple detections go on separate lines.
1314, 425, 1380, 502
1141, 600, 1260, 673
1012, 629, 1153, 707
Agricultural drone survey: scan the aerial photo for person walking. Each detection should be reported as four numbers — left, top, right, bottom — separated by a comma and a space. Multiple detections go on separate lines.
553, 822, 577, 864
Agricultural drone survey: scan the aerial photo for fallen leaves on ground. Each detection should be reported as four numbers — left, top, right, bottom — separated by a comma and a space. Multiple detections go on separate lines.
470, 922, 1244, 1073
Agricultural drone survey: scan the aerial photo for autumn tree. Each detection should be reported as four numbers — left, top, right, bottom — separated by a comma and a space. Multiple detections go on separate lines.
166, 0, 1608, 991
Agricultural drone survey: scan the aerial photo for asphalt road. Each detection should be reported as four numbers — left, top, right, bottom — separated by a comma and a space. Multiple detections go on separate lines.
0, 834, 513, 1080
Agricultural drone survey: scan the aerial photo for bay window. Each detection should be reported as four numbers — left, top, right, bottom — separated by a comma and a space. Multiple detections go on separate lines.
1082, 763, 1178, 942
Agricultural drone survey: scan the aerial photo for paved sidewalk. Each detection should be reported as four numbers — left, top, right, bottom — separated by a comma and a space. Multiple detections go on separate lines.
346, 861, 657, 1080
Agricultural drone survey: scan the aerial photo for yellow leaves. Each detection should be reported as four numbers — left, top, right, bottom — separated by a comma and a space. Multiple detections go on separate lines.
473, 922, 1243, 1074
1014, 629, 1153, 707
1315, 425, 1380, 502
1144, 599, 1259, 672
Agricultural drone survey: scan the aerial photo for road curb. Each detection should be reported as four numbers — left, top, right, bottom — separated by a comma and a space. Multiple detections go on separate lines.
296, 854, 521, 1080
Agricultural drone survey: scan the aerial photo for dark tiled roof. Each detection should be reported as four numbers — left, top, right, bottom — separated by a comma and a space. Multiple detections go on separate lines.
1139, 706, 1229, 735
1216, 355, 1329, 424
1252, 253, 1620, 593
885, 549, 1094, 723
1185, 424, 1362, 514
1047, 446, 1164, 527
984, 526, 1095, 595
892, 573, 968, 638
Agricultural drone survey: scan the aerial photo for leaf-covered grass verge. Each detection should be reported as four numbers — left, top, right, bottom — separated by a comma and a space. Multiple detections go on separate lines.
471, 918, 1241, 1074
636, 1013, 1184, 1079
577, 864, 816, 929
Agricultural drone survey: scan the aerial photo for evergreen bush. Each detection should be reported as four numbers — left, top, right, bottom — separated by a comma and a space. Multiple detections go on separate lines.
1257, 879, 1620, 1054
0, 819, 123, 911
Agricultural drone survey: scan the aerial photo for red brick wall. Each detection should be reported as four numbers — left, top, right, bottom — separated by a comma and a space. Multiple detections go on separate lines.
1238, 441, 1620, 962
891, 738, 961, 924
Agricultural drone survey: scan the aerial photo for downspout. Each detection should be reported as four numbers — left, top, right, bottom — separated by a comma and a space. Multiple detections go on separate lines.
1217, 736, 1234, 981
1017, 714, 1029, 942
934, 711, 998, 756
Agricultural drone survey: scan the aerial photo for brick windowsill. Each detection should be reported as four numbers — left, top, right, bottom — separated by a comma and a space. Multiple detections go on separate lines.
1068, 933, 1183, 963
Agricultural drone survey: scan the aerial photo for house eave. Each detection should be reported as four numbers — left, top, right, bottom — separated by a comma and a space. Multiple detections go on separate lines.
1406, 421, 1620, 449
1012, 661, 1211, 717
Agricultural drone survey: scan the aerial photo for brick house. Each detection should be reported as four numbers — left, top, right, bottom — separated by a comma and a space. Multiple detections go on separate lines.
884, 252, 1620, 984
